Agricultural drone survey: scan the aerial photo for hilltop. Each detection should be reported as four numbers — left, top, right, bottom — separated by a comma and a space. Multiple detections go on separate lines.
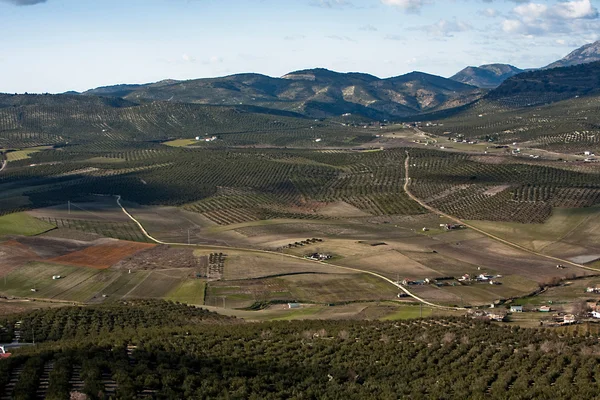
546, 40, 600, 69
450, 64, 524, 89
83, 68, 485, 120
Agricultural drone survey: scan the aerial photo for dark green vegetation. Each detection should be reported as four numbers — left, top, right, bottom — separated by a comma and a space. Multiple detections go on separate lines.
83, 68, 485, 119
0, 132, 429, 220
450, 64, 525, 89
409, 149, 600, 223
0, 300, 235, 343
422, 62, 600, 156
2, 302, 600, 399
488, 61, 600, 107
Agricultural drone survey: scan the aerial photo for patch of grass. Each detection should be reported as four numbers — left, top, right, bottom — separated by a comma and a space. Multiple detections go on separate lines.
0, 262, 101, 300
165, 279, 206, 305
5, 147, 51, 162
162, 139, 197, 147
381, 305, 434, 320
0, 213, 56, 236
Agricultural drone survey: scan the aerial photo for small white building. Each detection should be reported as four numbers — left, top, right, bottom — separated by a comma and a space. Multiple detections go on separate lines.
510, 305, 523, 313
288, 303, 300, 309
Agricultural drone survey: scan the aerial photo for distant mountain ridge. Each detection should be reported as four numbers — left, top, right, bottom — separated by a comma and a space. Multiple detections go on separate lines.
450, 64, 524, 89
545, 40, 600, 69
83, 68, 485, 120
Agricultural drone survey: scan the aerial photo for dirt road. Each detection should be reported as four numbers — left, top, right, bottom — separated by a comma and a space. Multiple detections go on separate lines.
116, 196, 463, 311
403, 152, 598, 273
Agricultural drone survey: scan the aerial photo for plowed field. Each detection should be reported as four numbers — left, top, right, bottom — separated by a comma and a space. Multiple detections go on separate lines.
50, 240, 155, 269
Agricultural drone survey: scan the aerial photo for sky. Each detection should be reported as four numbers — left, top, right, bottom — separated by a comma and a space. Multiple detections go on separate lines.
0, 0, 599, 93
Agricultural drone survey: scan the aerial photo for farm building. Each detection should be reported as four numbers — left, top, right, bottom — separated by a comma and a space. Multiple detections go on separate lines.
539, 306, 551, 312
306, 253, 332, 261
563, 314, 576, 325
488, 313, 505, 322
510, 305, 523, 313
586, 287, 600, 294
592, 311, 600, 319
288, 303, 300, 309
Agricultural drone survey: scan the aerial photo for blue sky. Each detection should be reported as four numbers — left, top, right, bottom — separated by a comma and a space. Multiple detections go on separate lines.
1, 0, 599, 93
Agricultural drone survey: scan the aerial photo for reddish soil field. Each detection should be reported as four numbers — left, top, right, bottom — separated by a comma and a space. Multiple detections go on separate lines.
50, 241, 156, 269
0, 240, 40, 277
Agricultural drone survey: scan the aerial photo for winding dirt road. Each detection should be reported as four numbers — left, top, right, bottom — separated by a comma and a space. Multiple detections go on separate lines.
116, 195, 463, 310
403, 151, 597, 272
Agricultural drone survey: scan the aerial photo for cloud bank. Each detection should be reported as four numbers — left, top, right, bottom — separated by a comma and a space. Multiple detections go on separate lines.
1, 0, 47, 5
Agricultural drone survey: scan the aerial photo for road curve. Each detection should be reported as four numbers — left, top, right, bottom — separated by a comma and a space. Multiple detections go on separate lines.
116, 195, 463, 311
403, 151, 598, 273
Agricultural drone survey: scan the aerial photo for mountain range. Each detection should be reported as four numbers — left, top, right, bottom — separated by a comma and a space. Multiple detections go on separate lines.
84, 69, 485, 120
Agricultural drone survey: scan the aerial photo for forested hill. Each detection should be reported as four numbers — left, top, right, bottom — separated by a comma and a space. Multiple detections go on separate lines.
2, 302, 600, 399
0, 93, 322, 148
486, 61, 600, 107
82, 68, 485, 120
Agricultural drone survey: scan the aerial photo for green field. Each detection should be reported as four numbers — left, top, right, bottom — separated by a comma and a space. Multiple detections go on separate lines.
0, 213, 55, 236
5, 146, 51, 162
0, 262, 103, 301
165, 279, 206, 305
162, 138, 198, 147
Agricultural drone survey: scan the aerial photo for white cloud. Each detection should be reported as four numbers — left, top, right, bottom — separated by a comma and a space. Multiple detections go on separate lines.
182, 54, 196, 63
502, 0, 599, 36
381, 0, 429, 13
312, 0, 353, 8
553, 0, 598, 19
422, 19, 473, 37
479, 8, 499, 18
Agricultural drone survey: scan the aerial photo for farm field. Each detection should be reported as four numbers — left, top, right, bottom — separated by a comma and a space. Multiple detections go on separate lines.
5, 146, 52, 162
468, 206, 600, 252
204, 272, 397, 309
49, 240, 155, 269
162, 138, 198, 147
0, 213, 55, 237
200, 301, 464, 321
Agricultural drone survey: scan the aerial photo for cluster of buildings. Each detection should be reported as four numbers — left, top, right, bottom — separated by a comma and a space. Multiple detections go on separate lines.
440, 223, 465, 231
195, 136, 218, 142
458, 273, 502, 285
305, 253, 332, 261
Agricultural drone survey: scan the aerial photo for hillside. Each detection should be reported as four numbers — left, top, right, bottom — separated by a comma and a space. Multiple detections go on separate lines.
546, 40, 600, 69
0, 93, 331, 148
2, 304, 600, 399
486, 61, 600, 108
450, 64, 524, 89
83, 68, 486, 119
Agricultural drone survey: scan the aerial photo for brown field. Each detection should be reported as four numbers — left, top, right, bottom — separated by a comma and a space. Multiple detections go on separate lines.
0, 240, 41, 277
114, 245, 200, 270
430, 237, 592, 283
50, 240, 156, 269
0, 299, 67, 316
